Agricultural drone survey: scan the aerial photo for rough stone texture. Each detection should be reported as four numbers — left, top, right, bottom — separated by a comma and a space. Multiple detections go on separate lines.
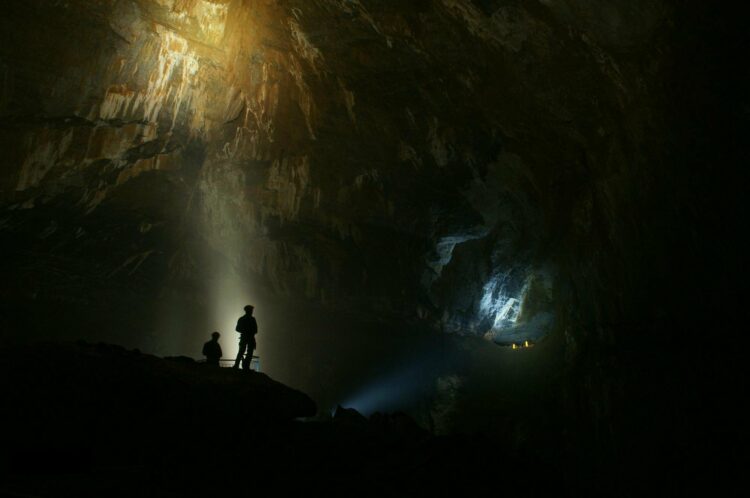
0, 0, 674, 338
0, 1, 745, 493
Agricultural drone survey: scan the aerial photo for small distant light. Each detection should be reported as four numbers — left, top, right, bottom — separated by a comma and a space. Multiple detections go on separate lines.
512, 344, 517, 350
524, 340, 529, 348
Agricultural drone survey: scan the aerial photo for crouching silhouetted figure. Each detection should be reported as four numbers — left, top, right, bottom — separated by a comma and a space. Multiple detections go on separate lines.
233, 305, 257, 370
203, 332, 222, 367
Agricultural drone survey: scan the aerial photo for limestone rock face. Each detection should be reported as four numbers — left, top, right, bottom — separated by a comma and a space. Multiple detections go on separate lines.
1, 0, 677, 349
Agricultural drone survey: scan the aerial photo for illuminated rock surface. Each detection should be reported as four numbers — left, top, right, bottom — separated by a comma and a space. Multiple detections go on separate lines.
0, 0, 674, 342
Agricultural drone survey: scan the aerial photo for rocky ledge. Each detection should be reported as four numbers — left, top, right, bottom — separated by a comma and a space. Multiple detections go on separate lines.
0, 340, 560, 497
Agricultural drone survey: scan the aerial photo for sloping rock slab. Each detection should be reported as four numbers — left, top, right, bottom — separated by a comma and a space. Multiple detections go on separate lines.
0, 341, 316, 465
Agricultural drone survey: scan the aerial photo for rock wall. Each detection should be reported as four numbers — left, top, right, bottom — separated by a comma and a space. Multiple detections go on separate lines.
2, 1, 741, 489
1, 0, 673, 338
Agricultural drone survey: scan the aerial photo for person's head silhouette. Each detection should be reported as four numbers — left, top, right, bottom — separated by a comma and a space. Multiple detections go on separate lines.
211, 331, 220, 341
244, 305, 254, 315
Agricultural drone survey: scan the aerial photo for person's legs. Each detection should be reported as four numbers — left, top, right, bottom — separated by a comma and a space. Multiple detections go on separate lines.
242, 337, 256, 370
234, 335, 247, 368
241, 347, 252, 370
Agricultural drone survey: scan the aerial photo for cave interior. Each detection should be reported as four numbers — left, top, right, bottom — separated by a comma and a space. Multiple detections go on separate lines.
0, 0, 745, 495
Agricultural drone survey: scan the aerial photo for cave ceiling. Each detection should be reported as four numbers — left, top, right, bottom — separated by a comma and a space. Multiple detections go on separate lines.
0, 0, 670, 345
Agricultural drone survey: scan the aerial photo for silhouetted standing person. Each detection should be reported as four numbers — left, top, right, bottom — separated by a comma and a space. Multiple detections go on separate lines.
234, 305, 257, 370
203, 332, 222, 367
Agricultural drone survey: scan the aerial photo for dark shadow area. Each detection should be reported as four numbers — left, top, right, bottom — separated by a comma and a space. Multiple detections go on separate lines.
0, 341, 565, 497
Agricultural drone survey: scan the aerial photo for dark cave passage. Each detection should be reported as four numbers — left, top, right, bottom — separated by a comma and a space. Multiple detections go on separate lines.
0, 0, 745, 495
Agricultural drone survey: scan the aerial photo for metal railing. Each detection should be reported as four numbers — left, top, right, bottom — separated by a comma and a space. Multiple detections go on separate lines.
199, 356, 260, 372
221, 357, 261, 372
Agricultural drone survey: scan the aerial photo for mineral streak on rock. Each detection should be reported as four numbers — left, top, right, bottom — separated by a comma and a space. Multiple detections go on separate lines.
0, 0, 683, 341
